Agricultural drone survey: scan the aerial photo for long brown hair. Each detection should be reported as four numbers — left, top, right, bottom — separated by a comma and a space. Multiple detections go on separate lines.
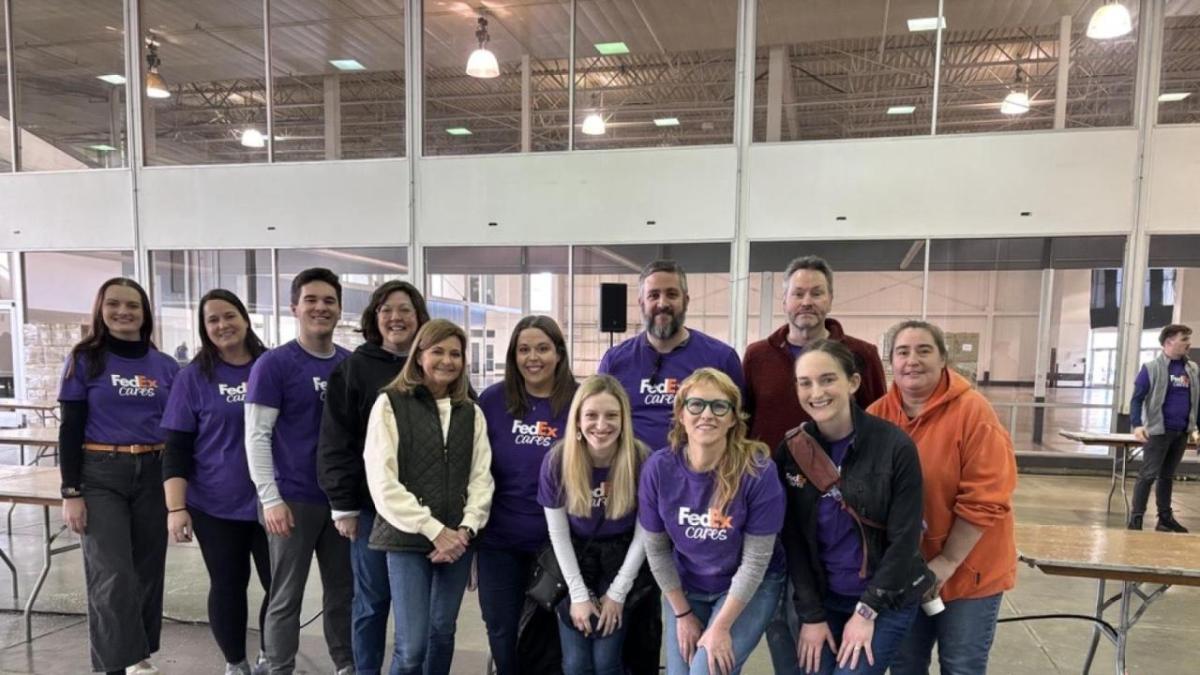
385, 319, 471, 403
68, 277, 156, 380
552, 375, 644, 519
503, 315, 576, 418
667, 367, 769, 513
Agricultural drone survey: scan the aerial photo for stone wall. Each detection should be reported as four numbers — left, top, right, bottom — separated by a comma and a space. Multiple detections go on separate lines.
22, 322, 84, 426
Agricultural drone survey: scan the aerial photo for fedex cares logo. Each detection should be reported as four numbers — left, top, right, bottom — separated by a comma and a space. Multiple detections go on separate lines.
591, 481, 609, 508
511, 420, 558, 447
639, 378, 679, 405
218, 382, 247, 403
677, 506, 733, 542
313, 377, 329, 401
110, 374, 158, 397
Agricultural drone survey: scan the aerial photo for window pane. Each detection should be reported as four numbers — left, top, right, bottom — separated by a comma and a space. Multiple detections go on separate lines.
424, 1, 569, 155
12, 0, 127, 170
1160, 3, 1200, 124
574, 0, 737, 150
1149, 234, 1200, 356
754, 0, 938, 141
142, 0, 267, 165
270, 0, 405, 161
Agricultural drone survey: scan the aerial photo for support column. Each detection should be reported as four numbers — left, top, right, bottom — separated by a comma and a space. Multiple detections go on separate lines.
730, 0, 758, 354
757, 272, 774, 340
4, 0, 19, 171
108, 88, 122, 168
766, 46, 784, 142
143, 104, 156, 161
324, 74, 342, 160
1032, 268, 1055, 444
1054, 15, 1070, 129
405, 0, 424, 288
521, 54, 531, 152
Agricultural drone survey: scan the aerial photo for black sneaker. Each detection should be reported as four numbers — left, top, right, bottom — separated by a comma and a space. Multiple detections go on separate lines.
1156, 516, 1189, 533
1127, 514, 1143, 530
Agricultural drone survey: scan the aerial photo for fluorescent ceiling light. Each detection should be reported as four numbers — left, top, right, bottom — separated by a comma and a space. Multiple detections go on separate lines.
907, 17, 946, 32
594, 42, 630, 55
445, 127, 473, 136
97, 74, 126, 85
581, 113, 606, 135
654, 117, 680, 127
240, 129, 266, 148
1087, 2, 1133, 40
87, 144, 118, 152
1000, 90, 1031, 115
329, 59, 366, 71
887, 105, 916, 115
1158, 92, 1191, 103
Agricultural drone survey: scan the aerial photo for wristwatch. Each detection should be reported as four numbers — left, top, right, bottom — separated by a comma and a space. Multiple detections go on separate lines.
461, 526, 477, 540
854, 602, 878, 621
61, 486, 83, 499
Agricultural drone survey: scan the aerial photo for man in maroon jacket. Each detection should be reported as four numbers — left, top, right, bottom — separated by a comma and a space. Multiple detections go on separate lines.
744, 255, 887, 450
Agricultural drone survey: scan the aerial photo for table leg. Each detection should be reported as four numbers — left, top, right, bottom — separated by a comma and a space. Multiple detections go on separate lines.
1083, 578, 1105, 675
1114, 582, 1132, 675
25, 505, 52, 643
0, 542, 16, 600
1120, 446, 1131, 520
1106, 448, 1119, 514
6, 503, 14, 532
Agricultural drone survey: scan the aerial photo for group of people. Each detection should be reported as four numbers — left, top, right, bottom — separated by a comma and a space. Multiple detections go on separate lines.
59, 255, 1035, 675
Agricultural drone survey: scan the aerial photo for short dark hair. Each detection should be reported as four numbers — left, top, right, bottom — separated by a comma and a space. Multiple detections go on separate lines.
783, 255, 834, 294
290, 267, 341, 306
639, 259, 688, 295
800, 339, 860, 379
359, 280, 430, 345
1159, 324, 1192, 346
887, 320, 949, 362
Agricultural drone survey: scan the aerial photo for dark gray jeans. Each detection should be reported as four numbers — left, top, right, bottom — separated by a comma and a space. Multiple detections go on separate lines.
80, 450, 168, 672
260, 499, 353, 675
1132, 430, 1189, 519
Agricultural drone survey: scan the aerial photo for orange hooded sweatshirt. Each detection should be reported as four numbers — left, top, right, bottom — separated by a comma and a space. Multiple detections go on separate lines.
868, 369, 1017, 602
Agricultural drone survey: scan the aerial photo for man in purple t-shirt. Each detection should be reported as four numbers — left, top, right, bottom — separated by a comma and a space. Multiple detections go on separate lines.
1128, 324, 1199, 533
598, 260, 744, 451
245, 268, 353, 675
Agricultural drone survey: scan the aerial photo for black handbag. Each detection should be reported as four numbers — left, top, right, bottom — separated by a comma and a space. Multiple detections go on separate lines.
527, 518, 604, 613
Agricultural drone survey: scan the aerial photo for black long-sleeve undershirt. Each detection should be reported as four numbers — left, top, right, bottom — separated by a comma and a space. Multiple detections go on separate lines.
162, 430, 198, 482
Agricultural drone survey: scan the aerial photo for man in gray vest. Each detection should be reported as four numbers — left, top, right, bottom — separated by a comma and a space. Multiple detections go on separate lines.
1128, 324, 1198, 532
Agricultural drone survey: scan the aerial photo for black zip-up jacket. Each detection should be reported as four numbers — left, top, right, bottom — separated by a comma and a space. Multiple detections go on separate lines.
317, 342, 408, 513
775, 404, 932, 621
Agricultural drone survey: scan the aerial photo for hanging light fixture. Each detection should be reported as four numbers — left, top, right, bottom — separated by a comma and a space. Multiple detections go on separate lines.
581, 112, 606, 135
145, 39, 171, 99
466, 17, 500, 78
1000, 66, 1031, 115
240, 129, 266, 148
1087, 1, 1132, 40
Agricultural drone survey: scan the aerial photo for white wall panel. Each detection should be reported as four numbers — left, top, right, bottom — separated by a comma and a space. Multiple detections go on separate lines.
140, 160, 409, 249
417, 146, 738, 245
0, 170, 134, 250
747, 130, 1139, 240
1146, 125, 1200, 233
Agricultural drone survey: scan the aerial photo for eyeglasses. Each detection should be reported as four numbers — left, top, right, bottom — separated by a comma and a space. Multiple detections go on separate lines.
377, 305, 415, 318
683, 397, 733, 417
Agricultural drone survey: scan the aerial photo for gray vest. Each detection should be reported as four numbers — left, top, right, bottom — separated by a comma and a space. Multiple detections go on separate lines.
1141, 354, 1199, 435
368, 388, 476, 553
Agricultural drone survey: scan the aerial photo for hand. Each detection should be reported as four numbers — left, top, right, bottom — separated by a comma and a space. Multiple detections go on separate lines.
1190, 430, 1199, 446
167, 509, 193, 543
1133, 426, 1148, 443
836, 613, 875, 670
570, 600, 598, 636
430, 527, 466, 564
263, 503, 294, 537
696, 624, 734, 675
674, 612, 703, 668
797, 621, 837, 674
333, 516, 357, 541
598, 595, 624, 637
927, 554, 959, 596
62, 498, 87, 535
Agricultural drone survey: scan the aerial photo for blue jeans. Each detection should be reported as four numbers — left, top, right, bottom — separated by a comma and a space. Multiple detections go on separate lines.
889, 593, 1003, 675
810, 592, 917, 675
662, 572, 785, 675
476, 547, 538, 675
557, 613, 626, 675
351, 508, 391, 675
385, 550, 474, 675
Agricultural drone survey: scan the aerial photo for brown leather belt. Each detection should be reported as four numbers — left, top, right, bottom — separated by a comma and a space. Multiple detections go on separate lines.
83, 442, 165, 455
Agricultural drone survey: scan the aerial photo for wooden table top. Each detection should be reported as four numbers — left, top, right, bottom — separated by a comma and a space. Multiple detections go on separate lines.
0, 465, 63, 506
1058, 430, 1199, 448
1017, 522, 1200, 586
0, 427, 59, 446
0, 399, 59, 412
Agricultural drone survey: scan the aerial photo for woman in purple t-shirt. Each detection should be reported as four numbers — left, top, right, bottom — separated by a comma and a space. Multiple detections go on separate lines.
57, 278, 180, 675
161, 289, 271, 675
639, 367, 786, 675
537, 374, 652, 675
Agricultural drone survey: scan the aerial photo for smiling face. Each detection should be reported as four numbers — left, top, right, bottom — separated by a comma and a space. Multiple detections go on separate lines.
516, 327, 560, 393
579, 391, 623, 459
418, 335, 464, 397
102, 284, 144, 340
377, 290, 419, 354
202, 298, 248, 356
292, 280, 341, 341
639, 271, 689, 340
679, 381, 736, 448
890, 327, 947, 401
794, 350, 860, 433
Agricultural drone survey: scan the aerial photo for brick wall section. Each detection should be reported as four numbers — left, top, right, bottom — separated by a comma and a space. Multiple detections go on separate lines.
21, 322, 83, 428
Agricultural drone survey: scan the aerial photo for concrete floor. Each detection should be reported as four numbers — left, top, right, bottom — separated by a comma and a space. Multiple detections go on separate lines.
1, 449, 1198, 673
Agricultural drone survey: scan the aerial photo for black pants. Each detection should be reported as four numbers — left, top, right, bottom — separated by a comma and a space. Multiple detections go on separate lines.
190, 506, 272, 664
1132, 430, 1189, 519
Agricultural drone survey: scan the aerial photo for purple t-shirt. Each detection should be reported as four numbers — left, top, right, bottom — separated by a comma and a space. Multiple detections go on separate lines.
58, 349, 180, 444
787, 343, 806, 364
1132, 359, 1194, 431
638, 447, 785, 595
816, 435, 867, 597
246, 340, 349, 504
538, 454, 637, 539
477, 384, 571, 552
598, 330, 744, 451
161, 359, 259, 522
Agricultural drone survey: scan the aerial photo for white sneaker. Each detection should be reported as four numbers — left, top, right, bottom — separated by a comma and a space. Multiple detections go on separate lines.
334, 667, 355, 675
225, 660, 251, 675
126, 660, 160, 675
250, 653, 270, 675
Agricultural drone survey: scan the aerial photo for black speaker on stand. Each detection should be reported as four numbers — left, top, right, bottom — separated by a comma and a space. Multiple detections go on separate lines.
600, 283, 627, 349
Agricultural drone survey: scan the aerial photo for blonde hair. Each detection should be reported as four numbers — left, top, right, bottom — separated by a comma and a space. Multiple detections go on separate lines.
667, 367, 769, 513
385, 319, 471, 404
553, 375, 644, 520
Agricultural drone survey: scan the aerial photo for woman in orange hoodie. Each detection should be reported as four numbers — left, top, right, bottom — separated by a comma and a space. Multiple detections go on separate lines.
867, 320, 1016, 675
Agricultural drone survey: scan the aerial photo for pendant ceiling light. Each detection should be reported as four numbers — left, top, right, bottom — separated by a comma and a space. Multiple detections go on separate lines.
1000, 66, 1030, 115
1087, 2, 1132, 40
240, 129, 266, 148
145, 39, 171, 99
581, 112, 606, 135
466, 17, 500, 78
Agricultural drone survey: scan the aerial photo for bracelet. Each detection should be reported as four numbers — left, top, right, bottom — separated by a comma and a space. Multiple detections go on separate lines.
674, 608, 694, 619
168, 507, 188, 514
